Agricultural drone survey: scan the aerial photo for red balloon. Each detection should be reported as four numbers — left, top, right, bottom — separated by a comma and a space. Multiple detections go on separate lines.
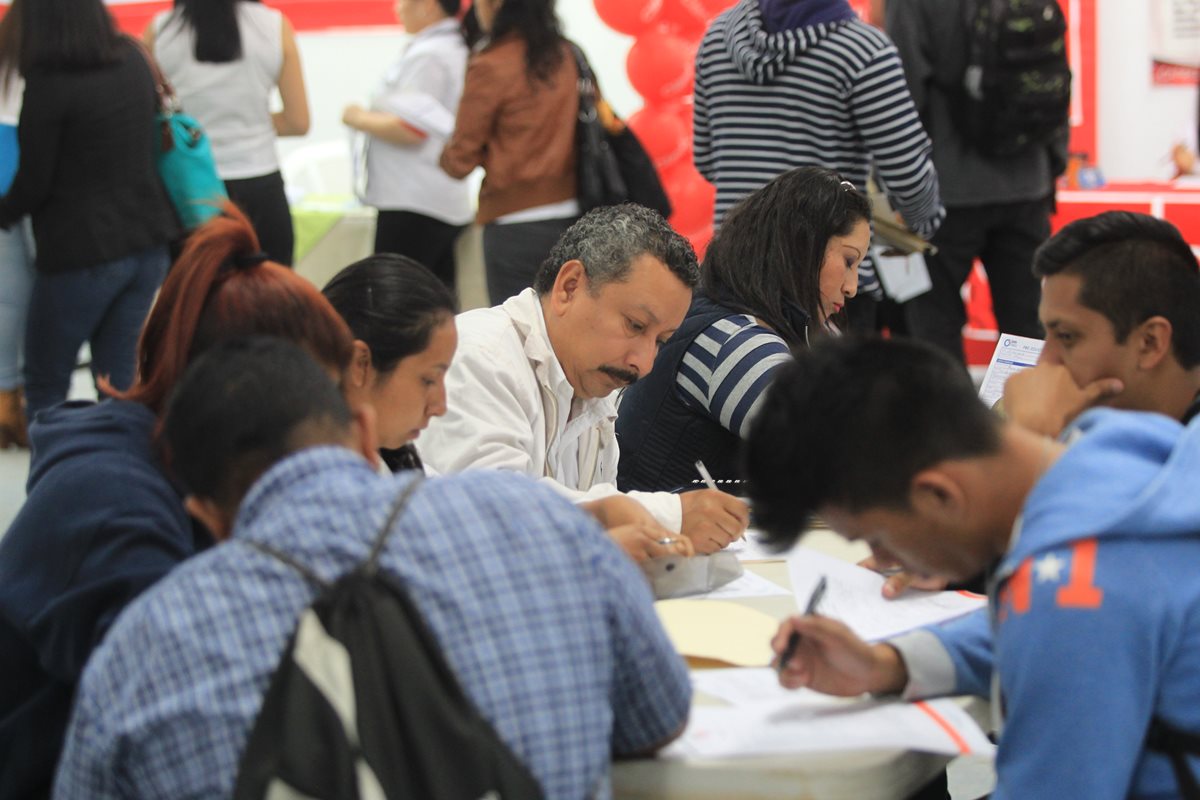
663, 162, 714, 234
627, 106, 691, 171
594, 0, 665, 37
657, 0, 709, 37
695, 0, 738, 16
683, 225, 713, 259
626, 28, 697, 105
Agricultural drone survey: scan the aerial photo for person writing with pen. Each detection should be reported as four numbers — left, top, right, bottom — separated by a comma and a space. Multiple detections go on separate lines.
616, 168, 870, 495
419, 205, 748, 554
748, 335, 1200, 800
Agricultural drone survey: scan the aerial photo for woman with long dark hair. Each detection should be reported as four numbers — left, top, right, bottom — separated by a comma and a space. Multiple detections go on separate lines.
439, 0, 580, 303
616, 167, 872, 491
0, 0, 177, 422
0, 0, 35, 448
322, 253, 458, 473
146, 0, 309, 265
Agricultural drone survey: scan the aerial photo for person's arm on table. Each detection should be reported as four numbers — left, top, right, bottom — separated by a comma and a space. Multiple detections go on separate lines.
582, 495, 694, 561
771, 606, 994, 700
771, 615, 909, 696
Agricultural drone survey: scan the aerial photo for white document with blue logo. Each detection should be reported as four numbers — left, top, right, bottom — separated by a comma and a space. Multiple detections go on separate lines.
978, 333, 1044, 408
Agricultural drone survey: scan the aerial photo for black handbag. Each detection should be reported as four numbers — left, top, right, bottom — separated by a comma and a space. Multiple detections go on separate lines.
569, 44, 672, 219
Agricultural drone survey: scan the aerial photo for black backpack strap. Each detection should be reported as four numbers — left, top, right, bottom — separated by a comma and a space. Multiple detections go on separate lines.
244, 474, 423, 586
1146, 717, 1200, 800
363, 474, 424, 576
244, 540, 331, 591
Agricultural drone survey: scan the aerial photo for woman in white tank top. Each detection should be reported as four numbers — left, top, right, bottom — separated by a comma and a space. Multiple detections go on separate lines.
145, 0, 309, 265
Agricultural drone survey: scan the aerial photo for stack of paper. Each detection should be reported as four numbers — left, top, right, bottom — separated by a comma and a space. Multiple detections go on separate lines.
664, 690, 993, 760
787, 548, 985, 642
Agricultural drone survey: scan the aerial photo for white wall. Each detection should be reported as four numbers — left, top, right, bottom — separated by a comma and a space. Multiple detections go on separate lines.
1096, 0, 1198, 179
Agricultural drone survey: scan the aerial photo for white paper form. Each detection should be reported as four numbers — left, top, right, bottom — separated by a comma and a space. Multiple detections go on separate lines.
691, 667, 840, 707
695, 569, 791, 600
787, 548, 985, 642
662, 696, 994, 760
978, 333, 1044, 407
726, 528, 790, 562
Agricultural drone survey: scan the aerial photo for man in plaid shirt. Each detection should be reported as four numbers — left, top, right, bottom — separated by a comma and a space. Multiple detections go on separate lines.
54, 338, 690, 799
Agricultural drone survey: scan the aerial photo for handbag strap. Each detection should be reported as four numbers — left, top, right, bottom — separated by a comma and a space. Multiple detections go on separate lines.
568, 42, 598, 120
124, 34, 179, 115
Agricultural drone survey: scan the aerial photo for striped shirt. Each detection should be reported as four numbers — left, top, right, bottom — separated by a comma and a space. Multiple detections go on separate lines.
677, 314, 792, 438
54, 448, 690, 800
693, 0, 945, 293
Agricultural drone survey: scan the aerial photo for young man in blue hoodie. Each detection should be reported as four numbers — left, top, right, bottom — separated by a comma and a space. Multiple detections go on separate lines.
746, 336, 1200, 799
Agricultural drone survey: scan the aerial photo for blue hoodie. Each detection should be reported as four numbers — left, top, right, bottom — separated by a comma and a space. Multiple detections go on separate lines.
913, 410, 1200, 799
0, 400, 211, 800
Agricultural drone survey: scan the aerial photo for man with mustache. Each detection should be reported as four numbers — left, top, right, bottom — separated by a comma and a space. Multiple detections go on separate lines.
421, 204, 749, 553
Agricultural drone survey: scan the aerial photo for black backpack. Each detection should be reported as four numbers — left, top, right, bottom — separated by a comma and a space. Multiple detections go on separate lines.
956, 0, 1071, 158
1147, 718, 1200, 800
232, 477, 544, 800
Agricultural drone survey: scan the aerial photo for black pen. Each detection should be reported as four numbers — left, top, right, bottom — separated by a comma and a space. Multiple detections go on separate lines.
778, 575, 827, 674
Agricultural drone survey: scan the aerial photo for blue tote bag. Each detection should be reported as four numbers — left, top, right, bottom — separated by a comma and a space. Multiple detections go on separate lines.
134, 37, 227, 230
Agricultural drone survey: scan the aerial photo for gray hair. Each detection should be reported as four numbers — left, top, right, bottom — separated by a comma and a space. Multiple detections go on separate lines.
532, 204, 700, 294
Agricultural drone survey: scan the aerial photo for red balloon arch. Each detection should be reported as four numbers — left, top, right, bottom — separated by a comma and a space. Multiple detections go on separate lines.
597, 0, 871, 255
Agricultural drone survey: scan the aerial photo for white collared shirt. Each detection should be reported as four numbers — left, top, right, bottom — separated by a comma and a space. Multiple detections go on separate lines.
420, 289, 684, 531
357, 18, 472, 224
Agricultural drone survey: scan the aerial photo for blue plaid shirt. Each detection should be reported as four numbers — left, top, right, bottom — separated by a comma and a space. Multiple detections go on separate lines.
54, 447, 690, 799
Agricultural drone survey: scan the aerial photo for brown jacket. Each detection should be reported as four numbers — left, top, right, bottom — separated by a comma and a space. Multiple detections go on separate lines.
440, 36, 579, 224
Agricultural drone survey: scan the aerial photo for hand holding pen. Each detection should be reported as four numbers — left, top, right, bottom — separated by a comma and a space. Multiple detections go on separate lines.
678, 460, 749, 554
778, 576, 827, 675
772, 577, 910, 696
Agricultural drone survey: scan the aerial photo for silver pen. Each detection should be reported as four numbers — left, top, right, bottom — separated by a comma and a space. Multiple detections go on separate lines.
694, 459, 719, 491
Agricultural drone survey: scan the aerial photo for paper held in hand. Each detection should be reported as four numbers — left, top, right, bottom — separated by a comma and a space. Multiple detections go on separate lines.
786, 548, 985, 642
978, 333, 1044, 408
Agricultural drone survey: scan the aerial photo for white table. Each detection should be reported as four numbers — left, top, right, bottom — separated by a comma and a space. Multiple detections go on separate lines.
613, 534, 991, 800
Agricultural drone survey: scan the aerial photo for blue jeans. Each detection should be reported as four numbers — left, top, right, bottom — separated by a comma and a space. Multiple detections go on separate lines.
0, 219, 34, 391
24, 245, 169, 420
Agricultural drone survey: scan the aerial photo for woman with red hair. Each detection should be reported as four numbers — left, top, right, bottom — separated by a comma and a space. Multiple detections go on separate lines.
0, 205, 353, 800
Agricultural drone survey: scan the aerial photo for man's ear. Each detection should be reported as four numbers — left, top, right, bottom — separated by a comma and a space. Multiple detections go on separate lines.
547, 260, 587, 317
184, 495, 234, 542
1134, 316, 1173, 370
908, 467, 967, 525
349, 402, 381, 467
347, 340, 372, 389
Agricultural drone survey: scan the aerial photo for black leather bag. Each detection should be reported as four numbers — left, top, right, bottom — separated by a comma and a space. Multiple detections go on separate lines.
570, 44, 672, 219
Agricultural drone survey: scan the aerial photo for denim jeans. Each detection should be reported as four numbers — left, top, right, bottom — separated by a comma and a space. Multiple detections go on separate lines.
0, 219, 34, 391
24, 245, 169, 421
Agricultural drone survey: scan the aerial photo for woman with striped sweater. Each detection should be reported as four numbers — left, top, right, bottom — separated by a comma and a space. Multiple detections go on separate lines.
616, 168, 870, 492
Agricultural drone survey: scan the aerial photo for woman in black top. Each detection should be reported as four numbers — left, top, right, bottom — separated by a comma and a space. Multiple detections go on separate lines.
0, 0, 177, 420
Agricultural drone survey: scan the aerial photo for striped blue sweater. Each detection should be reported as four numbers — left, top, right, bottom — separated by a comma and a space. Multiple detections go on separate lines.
693, 0, 945, 294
